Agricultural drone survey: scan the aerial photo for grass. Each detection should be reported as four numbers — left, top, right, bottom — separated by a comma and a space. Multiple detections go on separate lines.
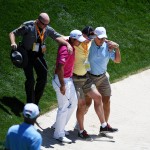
0, 0, 150, 148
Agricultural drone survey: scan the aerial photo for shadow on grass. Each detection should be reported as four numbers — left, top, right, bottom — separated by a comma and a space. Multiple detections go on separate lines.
0, 141, 5, 150
0, 96, 24, 117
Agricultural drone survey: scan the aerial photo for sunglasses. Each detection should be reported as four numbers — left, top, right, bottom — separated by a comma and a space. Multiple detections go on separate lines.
39, 19, 49, 26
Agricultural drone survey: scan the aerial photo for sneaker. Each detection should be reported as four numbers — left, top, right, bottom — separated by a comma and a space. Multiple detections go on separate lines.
55, 136, 72, 143
78, 130, 91, 139
107, 123, 118, 132
100, 123, 118, 133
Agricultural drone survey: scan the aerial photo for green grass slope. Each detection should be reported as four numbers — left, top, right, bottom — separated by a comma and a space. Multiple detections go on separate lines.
0, 0, 150, 147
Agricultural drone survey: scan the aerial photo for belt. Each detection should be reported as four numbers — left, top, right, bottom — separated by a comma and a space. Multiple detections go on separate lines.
88, 72, 105, 77
73, 73, 87, 78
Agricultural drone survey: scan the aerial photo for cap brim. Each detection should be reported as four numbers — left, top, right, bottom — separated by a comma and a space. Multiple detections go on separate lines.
97, 34, 107, 39
23, 112, 32, 118
23, 112, 39, 119
77, 36, 86, 42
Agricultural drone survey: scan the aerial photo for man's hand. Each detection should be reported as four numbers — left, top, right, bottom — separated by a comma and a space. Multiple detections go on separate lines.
107, 41, 119, 51
67, 44, 73, 54
55, 36, 73, 54
11, 43, 17, 50
60, 85, 66, 95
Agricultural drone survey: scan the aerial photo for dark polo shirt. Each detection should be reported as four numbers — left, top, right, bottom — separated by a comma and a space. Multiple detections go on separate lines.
12, 20, 61, 51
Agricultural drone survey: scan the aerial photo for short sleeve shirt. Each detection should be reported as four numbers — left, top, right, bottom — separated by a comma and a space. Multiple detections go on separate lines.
5, 123, 42, 150
74, 42, 91, 76
12, 20, 61, 50
55, 45, 75, 78
88, 40, 115, 75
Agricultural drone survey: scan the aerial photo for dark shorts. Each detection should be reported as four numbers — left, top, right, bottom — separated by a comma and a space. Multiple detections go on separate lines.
88, 72, 111, 96
73, 74, 96, 99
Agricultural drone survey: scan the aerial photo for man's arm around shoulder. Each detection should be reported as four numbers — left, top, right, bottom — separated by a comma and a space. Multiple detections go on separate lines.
55, 36, 73, 54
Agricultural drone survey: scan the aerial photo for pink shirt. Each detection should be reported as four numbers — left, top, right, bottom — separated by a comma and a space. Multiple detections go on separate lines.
55, 45, 75, 78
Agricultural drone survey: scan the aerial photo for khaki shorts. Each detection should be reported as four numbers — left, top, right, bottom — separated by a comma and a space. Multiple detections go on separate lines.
73, 75, 96, 99
88, 73, 111, 96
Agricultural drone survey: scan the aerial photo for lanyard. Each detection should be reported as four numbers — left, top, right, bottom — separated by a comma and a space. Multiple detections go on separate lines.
35, 22, 45, 43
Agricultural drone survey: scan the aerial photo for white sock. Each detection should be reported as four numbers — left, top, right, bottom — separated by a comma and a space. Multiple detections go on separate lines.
80, 130, 84, 133
101, 122, 107, 128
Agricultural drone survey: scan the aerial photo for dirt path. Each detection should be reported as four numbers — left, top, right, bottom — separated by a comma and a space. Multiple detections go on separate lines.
35, 69, 150, 150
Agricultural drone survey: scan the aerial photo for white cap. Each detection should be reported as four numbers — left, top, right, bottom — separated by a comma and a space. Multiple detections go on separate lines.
94, 27, 107, 38
70, 30, 86, 42
23, 103, 39, 119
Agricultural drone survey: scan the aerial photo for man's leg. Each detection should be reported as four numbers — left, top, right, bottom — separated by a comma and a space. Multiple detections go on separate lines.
86, 88, 117, 133
34, 57, 47, 105
102, 96, 110, 122
102, 95, 118, 132
98, 75, 118, 132
23, 58, 35, 103
52, 76, 72, 143
65, 79, 78, 126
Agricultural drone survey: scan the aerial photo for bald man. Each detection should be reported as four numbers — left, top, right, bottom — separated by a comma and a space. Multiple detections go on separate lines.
9, 12, 72, 106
